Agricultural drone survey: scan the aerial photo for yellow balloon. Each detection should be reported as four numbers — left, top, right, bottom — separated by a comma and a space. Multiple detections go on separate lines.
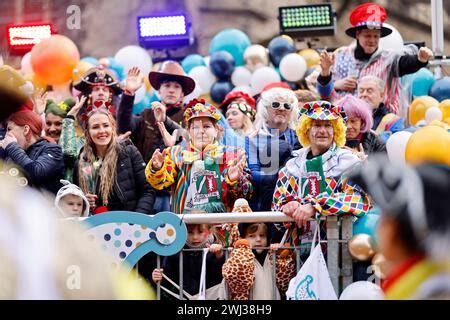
143, 76, 152, 93
405, 125, 450, 166
408, 96, 439, 126
72, 61, 94, 82
281, 34, 294, 45
298, 48, 321, 68
348, 234, 376, 261
438, 99, 450, 121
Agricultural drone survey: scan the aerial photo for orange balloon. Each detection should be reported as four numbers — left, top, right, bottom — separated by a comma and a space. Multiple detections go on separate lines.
31, 35, 80, 85
348, 234, 376, 261
405, 125, 450, 166
72, 61, 94, 82
298, 48, 320, 68
438, 99, 450, 121
408, 96, 439, 126
24, 73, 47, 91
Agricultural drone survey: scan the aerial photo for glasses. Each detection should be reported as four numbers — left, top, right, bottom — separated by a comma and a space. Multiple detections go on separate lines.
271, 102, 292, 110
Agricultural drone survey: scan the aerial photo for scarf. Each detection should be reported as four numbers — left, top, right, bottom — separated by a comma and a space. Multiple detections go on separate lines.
354, 41, 376, 61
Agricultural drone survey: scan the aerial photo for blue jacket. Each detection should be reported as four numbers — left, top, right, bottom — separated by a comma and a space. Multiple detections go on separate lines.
1, 139, 64, 194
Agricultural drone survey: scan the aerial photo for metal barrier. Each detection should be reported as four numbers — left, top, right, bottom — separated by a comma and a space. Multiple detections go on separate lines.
154, 212, 354, 300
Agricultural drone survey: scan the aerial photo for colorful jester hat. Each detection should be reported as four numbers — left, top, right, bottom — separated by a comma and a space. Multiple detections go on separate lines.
183, 98, 221, 124
299, 100, 347, 122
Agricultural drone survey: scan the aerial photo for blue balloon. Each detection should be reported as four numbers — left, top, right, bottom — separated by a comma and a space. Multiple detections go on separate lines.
81, 56, 98, 66
353, 209, 380, 237
210, 80, 234, 104
209, 28, 251, 66
268, 36, 296, 67
209, 51, 235, 80
429, 77, 450, 102
411, 68, 435, 97
132, 94, 150, 115
181, 54, 206, 74
107, 57, 125, 80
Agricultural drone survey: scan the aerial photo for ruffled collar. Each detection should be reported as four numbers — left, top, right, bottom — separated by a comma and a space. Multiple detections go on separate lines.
182, 141, 224, 163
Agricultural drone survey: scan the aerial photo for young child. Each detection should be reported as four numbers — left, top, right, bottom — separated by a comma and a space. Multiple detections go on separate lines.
152, 215, 225, 299
55, 180, 90, 218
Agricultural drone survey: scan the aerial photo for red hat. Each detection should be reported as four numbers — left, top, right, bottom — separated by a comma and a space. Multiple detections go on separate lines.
219, 91, 255, 113
345, 3, 392, 38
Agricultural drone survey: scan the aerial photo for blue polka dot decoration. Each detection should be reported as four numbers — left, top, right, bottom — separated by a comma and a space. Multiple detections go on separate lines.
104, 234, 111, 241
125, 240, 133, 247
114, 228, 121, 236
119, 252, 127, 259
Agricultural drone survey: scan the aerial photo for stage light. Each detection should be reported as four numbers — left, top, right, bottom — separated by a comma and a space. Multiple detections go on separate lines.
137, 14, 193, 49
278, 4, 336, 38
7, 23, 54, 54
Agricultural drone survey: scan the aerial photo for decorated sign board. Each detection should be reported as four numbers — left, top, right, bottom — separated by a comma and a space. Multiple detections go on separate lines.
82, 211, 187, 272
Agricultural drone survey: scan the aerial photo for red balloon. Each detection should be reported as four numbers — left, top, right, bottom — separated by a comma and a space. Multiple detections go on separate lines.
31, 35, 80, 85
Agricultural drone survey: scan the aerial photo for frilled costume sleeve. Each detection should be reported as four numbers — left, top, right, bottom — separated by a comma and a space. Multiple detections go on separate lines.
145, 146, 179, 190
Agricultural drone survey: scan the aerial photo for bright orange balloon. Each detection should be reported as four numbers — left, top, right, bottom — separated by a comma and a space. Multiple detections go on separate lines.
24, 73, 47, 91
408, 96, 439, 126
31, 35, 80, 85
438, 99, 450, 121
72, 61, 94, 82
405, 125, 450, 166
298, 48, 320, 68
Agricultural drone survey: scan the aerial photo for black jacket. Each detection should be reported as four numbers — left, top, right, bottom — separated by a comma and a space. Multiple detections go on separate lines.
361, 131, 386, 154
372, 103, 391, 130
73, 141, 155, 214
0, 139, 64, 194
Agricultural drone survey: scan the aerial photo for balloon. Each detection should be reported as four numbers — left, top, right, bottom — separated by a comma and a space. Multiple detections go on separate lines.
107, 57, 125, 80
279, 53, 307, 82
181, 54, 205, 74
209, 28, 251, 66
30, 35, 80, 85
405, 125, 450, 166
353, 213, 380, 237
244, 44, 269, 72
231, 66, 252, 87
81, 56, 98, 66
250, 67, 281, 93
425, 106, 443, 123
72, 61, 94, 82
429, 77, 450, 102
188, 66, 216, 95
21, 81, 34, 97
232, 85, 255, 96
210, 80, 234, 104
379, 23, 404, 51
114, 45, 152, 75
209, 51, 235, 80
386, 131, 413, 165
268, 36, 296, 67
133, 86, 146, 104
411, 68, 435, 97
339, 281, 384, 300
408, 96, 439, 125
438, 99, 450, 121
348, 234, 377, 261
183, 83, 203, 104
143, 76, 152, 92
371, 253, 390, 280
24, 73, 47, 91
132, 93, 150, 115
20, 52, 33, 75
298, 49, 320, 68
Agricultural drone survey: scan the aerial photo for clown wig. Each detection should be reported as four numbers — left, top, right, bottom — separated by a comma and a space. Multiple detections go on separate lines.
337, 95, 373, 133
296, 115, 347, 148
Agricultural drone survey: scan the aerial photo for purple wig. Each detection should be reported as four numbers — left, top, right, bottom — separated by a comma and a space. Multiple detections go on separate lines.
337, 95, 373, 133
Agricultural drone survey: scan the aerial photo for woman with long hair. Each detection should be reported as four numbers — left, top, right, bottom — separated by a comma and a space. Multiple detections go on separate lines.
73, 108, 154, 215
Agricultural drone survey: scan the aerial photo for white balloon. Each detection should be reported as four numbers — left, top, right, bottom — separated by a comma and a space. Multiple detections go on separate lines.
21, 52, 33, 75
231, 66, 252, 87
232, 85, 255, 96
188, 66, 216, 95
133, 86, 146, 104
386, 131, 413, 165
250, 67, 281, 93
380, 23, 404, 52
114, 45, 152, 75
244, 44, 269, 72
340, 281, 384, 300
20, 81, 34, 97
425, 106, 443, 123
279, 53, 307, 82
183, 82, 203, 104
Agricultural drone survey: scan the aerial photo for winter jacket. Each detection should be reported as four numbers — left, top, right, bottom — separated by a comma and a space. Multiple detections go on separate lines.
0, 139, 64, 194
361, 131, 387, 154
73, 141, 155, 214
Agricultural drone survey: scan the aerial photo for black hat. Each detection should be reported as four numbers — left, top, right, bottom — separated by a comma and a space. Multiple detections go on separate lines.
73, 66, 122, 95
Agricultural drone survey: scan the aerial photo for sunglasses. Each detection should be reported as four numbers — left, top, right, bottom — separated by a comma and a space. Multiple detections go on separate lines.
271, 102, 292, 110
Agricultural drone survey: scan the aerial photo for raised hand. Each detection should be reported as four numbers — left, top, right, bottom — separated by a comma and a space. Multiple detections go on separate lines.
157, 121, 178, 147
67, 95, 87, 118
227, 152, 246, 182
319, 49, 335, 77
418, 47, 434, 63
151, 148, 166, 171
32, 89, 48, 115
124, 67, 144, 94
152, 101, 166, 123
